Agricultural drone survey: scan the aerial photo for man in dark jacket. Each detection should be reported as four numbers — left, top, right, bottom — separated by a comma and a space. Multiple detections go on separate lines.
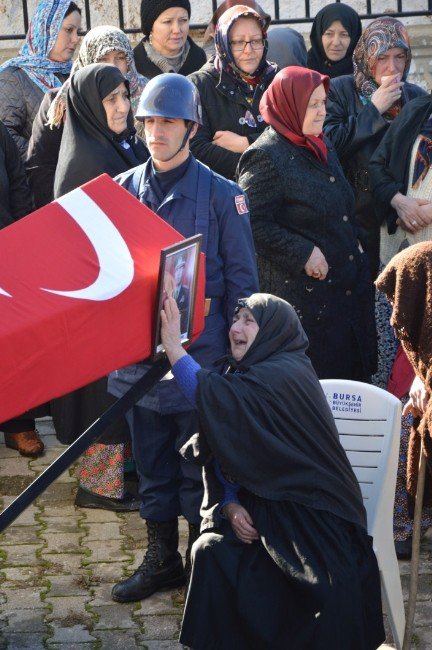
109, 73, 259, 603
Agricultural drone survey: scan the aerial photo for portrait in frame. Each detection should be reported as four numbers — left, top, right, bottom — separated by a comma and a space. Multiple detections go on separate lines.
152, 234, 202, 359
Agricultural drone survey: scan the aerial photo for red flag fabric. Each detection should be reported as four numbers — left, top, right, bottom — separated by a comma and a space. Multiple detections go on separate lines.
0, 174, 205, 423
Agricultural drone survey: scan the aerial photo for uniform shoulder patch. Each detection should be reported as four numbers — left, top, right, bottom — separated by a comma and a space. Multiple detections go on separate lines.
234, 194, 248, 215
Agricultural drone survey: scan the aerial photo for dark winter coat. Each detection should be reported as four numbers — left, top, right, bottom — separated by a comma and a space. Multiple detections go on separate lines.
369, 93, 432, 233
26, 88, 62, 209
133, 36, 206, 79
0, 120, 33, 228
237, 126, 376, 380
0, 67, 67, 160
188, 59, 277, 180
324, 74, 426, 278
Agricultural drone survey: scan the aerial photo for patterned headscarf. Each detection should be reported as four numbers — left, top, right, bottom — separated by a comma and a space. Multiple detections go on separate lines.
47, 25, 148, 127
353, 16, 411, 119
0, 0, 75, 93
214, 5, 276, 97
203, 0, 270, 46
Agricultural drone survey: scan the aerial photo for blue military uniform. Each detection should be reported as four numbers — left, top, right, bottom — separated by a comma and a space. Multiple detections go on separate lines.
109, 154, 259, 524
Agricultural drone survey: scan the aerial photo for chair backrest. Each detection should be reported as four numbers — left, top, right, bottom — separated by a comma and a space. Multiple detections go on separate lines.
320, 379, 401, 536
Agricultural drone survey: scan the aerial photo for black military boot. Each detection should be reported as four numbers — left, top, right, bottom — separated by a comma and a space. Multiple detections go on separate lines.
184, 522, 201, 583
111, 519, 185, 602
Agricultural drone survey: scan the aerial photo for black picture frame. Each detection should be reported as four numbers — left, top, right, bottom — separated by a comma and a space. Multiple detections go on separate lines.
152, 234, 202, 360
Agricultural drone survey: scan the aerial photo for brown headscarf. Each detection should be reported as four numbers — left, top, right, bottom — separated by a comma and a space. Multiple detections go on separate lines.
259, 65, 329, 162
376, 242, 432, 505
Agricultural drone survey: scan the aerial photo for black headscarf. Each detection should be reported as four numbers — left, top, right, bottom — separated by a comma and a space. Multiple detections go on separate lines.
196, 294, 367, 529
54, 63, 148, 198
307, 2, 362, 78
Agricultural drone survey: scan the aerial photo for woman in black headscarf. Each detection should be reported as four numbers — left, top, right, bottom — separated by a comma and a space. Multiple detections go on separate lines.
53, 63, 148, 512
160, 293, 385, 650
54, 62, 148, 196
307, 3, 362, 79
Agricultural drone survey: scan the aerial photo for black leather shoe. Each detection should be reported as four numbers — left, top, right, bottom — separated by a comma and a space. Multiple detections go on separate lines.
74, 487, 141, 512
395, 538, 412, 560
111, 552, 185, 602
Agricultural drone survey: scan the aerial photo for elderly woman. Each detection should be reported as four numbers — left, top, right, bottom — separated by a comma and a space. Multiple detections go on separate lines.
307, 3, 362, 78
133, 0, 205, 78
376, 243, 432, 557
0, 0, 81, 160
52, 64, 148, 511
237, 66, 376, 381
158, 293, 385, 649
26, 24, 148, 208
324, 16, 426, 279
188, 5, 278, 181
54, 64, 148, 197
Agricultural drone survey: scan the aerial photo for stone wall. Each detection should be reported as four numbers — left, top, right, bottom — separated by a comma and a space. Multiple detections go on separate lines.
1, 0, 431, 87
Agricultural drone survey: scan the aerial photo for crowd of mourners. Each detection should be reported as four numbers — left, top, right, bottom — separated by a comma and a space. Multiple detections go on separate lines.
2, 0, 432, 648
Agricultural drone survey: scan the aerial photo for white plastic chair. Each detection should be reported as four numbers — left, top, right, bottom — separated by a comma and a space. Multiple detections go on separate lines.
320, 379, 404, 650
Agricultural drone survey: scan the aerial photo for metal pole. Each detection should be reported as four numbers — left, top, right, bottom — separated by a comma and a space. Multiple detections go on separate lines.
22, 0, 29, 34
83, 0, 91, 31
0, 356, 170, 533
402, 443, 427, 650
118, 0, 125, 32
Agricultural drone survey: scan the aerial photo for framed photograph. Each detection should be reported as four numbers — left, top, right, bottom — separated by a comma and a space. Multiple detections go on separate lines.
152, 234, 202, 359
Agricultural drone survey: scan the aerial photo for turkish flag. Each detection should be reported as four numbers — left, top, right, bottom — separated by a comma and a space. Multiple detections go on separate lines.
0, 174, 205, 423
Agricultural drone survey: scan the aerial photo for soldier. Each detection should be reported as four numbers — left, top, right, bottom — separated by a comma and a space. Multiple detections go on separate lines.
110, 73, 259, 602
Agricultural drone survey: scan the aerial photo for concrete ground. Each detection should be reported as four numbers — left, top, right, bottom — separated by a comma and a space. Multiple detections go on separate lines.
0, 419, 431, 649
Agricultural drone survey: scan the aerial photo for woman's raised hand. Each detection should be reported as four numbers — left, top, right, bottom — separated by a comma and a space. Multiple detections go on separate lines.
304, 246, 329, 280
371, 74, 403, 114
223, 503, 259, 543
160, 296, 187, 364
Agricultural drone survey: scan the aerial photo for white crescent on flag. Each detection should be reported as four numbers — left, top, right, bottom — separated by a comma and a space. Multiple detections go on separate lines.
41, 188, 135, 301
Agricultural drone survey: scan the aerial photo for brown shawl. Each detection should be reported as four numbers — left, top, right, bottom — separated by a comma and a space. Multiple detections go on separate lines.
376, 241, 432, 506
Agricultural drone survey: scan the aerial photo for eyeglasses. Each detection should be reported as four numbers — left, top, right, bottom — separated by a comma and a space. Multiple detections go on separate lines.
229, 38, 265, 52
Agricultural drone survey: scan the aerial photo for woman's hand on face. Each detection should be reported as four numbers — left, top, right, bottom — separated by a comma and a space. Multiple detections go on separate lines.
224, 503, 259, 543
304, 246, 329, 280
160, 297, 187, 365
212, 130, 249, 154
371, 73, 403, 114
403, 375, 429, 418
391, 193, 431, 233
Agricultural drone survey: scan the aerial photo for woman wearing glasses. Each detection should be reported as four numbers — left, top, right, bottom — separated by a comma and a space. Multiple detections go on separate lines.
188, 4, 277, 180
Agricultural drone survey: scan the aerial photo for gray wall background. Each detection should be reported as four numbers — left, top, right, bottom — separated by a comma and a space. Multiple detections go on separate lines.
1, 0, 431, 88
